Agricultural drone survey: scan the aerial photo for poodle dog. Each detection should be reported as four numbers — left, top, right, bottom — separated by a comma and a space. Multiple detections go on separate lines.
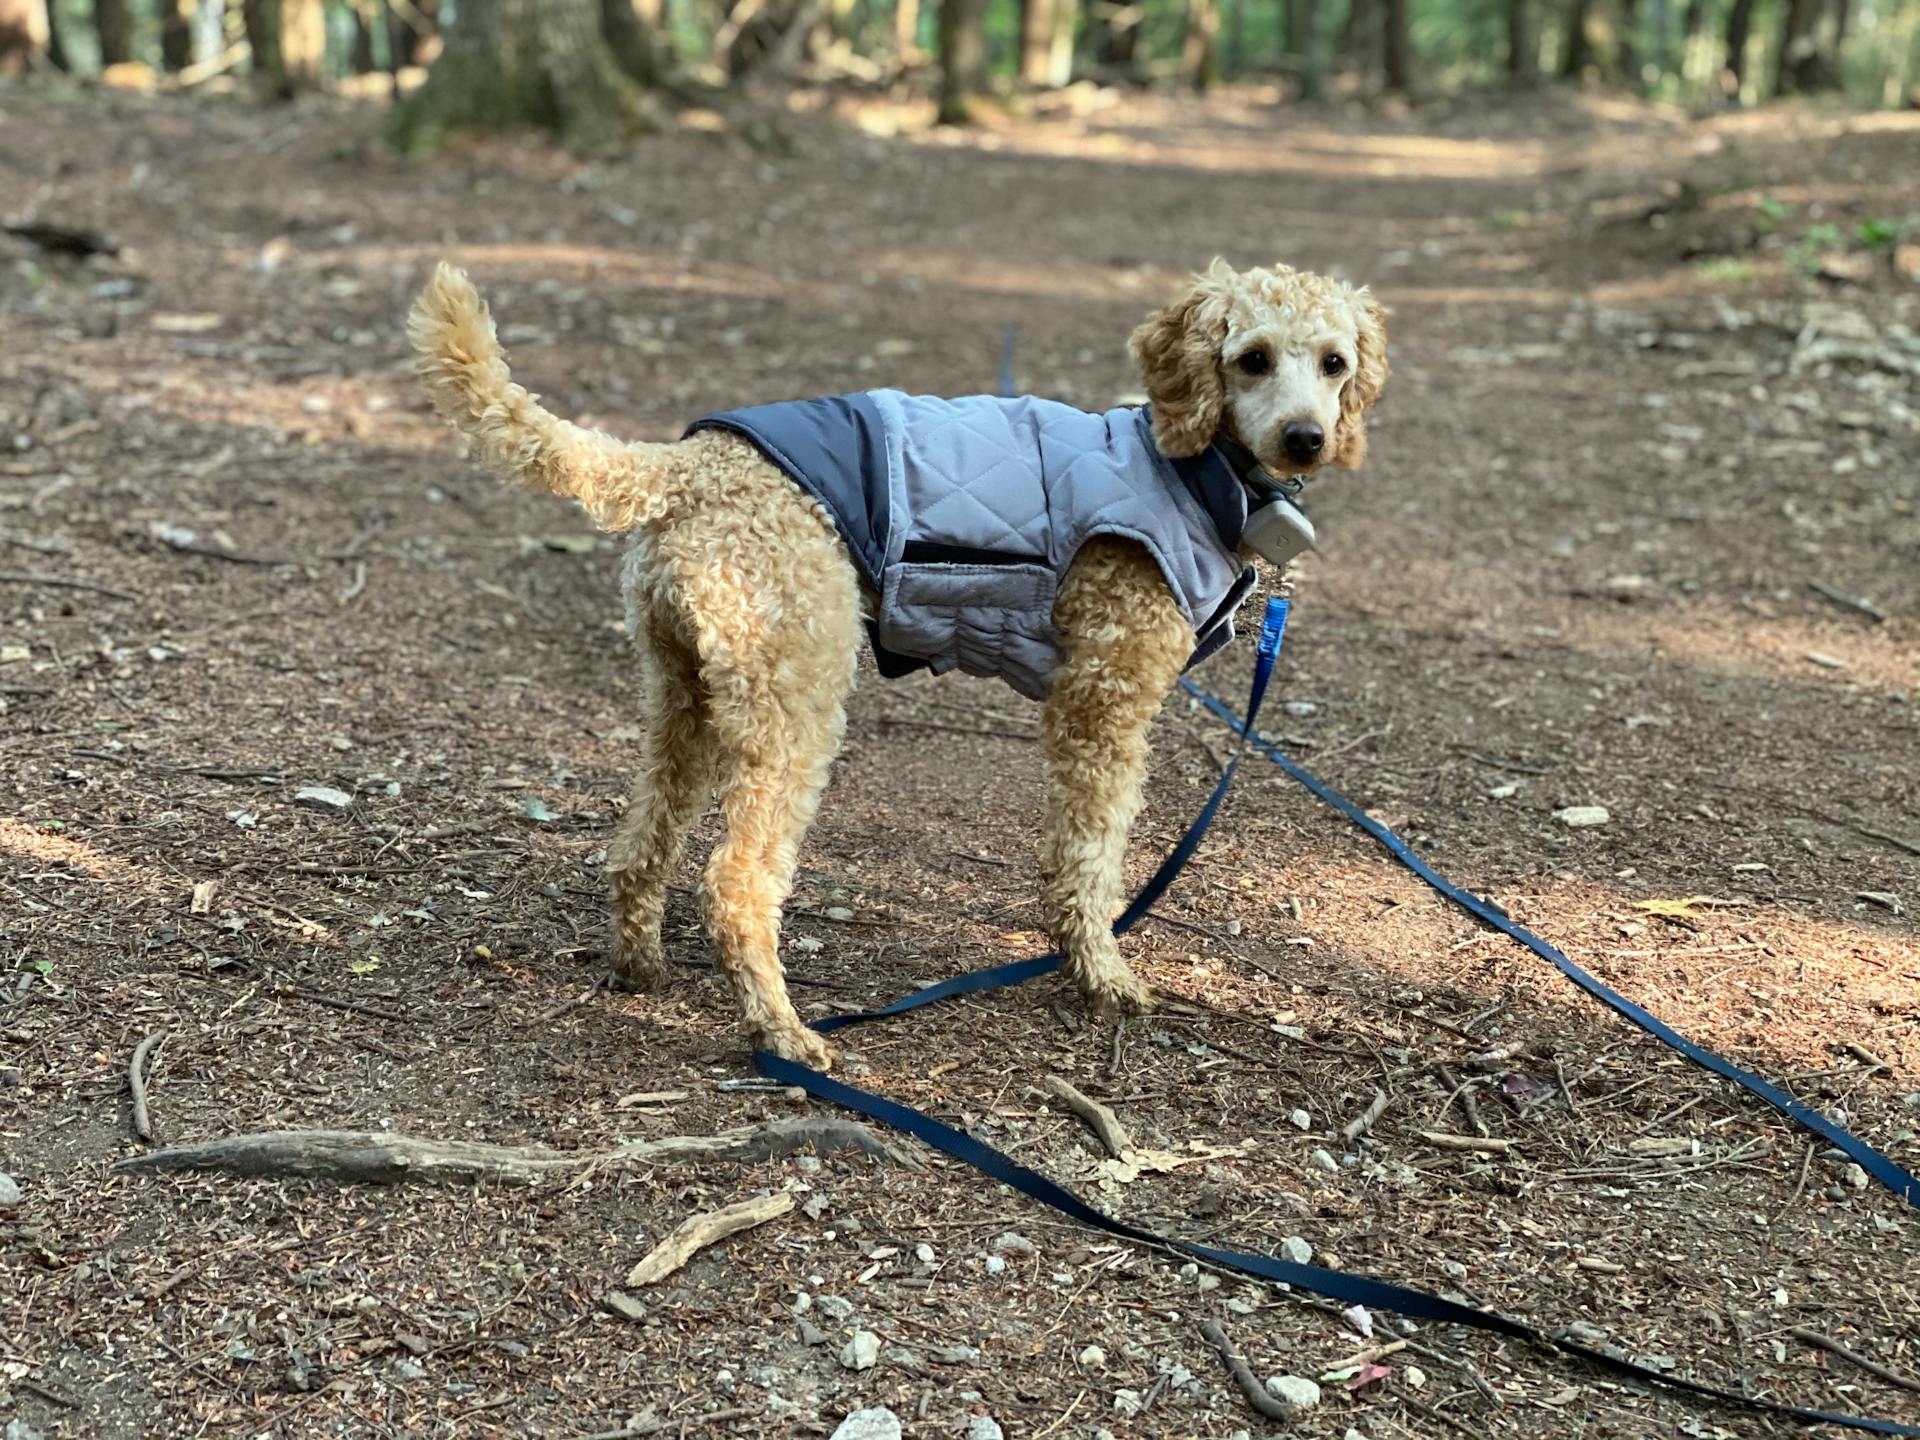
408, 258, 1387, 1068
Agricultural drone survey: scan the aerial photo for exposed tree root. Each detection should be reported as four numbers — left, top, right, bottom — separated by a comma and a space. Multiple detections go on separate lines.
115, 1116, 918, 1185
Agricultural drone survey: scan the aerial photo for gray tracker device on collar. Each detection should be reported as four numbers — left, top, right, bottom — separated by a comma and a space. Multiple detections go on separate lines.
1241, 472, 1316, 568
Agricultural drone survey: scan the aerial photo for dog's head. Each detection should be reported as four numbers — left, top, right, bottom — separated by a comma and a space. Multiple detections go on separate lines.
1129, 259, 1388, 475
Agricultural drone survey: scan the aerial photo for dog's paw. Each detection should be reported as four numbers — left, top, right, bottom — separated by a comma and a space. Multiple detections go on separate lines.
606, 947, 669, 994
1080, 966, 1155, 1018
755, 1023, 836, 1072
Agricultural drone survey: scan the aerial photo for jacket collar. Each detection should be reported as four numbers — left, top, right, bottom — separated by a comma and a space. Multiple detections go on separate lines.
1138, 407, 1269, 554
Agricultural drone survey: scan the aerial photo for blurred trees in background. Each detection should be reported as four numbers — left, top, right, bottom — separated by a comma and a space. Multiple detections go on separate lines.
7, 0, 1915, 142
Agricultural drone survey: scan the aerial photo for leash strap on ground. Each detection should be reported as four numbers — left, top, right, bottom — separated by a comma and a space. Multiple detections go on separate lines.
1178, 677, 1920, 1214
752, 595, 1920, 1435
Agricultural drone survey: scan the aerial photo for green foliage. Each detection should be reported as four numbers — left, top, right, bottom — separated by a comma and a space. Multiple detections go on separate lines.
1752, 196, 1792, 231
1858, 218, 1901, 250
1694, 256, 1758, 283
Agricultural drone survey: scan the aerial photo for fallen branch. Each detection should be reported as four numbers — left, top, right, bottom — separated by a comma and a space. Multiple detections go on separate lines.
1339, 1088, 1387, 1145
1788, 1328, 1920, 1395
1418, 1130, 1515, 1155
128, 1030, 165, 1142
1199, 1317, 1295, 1422
1807, 579, 1887, 624
625, 1192, 793, 1285
0, 569, 139, 602
1039, 1075, 1133, 1157
115, 1116, 918, 1184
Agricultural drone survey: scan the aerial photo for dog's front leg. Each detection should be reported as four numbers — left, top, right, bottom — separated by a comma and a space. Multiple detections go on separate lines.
1042, 539, 1196, 1016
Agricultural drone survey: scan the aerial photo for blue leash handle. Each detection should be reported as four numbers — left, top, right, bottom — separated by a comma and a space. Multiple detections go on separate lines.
755, 595, 1920, 1435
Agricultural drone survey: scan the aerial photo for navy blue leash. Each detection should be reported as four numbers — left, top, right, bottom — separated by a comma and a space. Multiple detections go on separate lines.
754, 595, 1920, 1434
1180, 677, 1920, 1214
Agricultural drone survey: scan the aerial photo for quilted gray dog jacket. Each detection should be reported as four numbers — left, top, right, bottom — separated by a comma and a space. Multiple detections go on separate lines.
688, 390, 1258, 702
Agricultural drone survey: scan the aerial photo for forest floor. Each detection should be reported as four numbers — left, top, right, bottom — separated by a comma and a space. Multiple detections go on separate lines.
2, 77, 1918, 1440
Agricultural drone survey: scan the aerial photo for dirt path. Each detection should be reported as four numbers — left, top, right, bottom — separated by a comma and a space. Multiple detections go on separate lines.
2, 84, 1917, 1438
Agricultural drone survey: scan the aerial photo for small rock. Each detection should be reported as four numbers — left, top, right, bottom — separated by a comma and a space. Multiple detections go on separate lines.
984, 1254, 1006, 1275
3, 1423, 44, 1440
600, 1290, 646, 1322
1487, 782, 1519, 799
880, 1346, 924, 1373
1283, 700, 1318, 717
1078, 1344, 1106, 1368
1112, 1389, 1145, 1417
1195, 1273, 1220, 1292
1439, 1259, 1468, 1281
992, 1232, 1034, 1255
1287, 1108, 1311, 1131
840, 1329, 880, 1371
294, 785, 353, 811
1264, 1374, 1322, 1410
930, 1344, 980, 1363
816, 1294, 854, 1321
1405, 1365, 1428, 1389
914, 1243, 935, 1264
1279, 1236, 1313, 1266
1554, 805, 1610, 828
391, 1359, 426, 1382
964, 1418, 1004, 1440
828, 1407, 901, 1440
1844, 1163, 1869, 1191
823, 905, 856, 922
797, 1319, 828, 1346
1309, 1147, 1339, 1173
0, 1173, 20, 1209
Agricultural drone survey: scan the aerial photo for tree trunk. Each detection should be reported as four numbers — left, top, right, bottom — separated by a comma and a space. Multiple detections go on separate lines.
1774, 0, 1833, 89
1180, 0, 1218, 87
601, 0, 663, 79
1381, 0, 1410, 89
351, 3, 378, 71
1722, 0, 1754, 89
894, 0, 920, 53
161, 0, 196, 67
246, 0, 328, 94
1506, 0, 1533, 77
390, 0, 655, 152
1560, 0, 1595, 73
0, 0, 48, 73
1088, 0, 1141, 76
1018, 0, 1069, 83
1830, 0, 1849, 48
936, 0, 985, 120
389, 0, 438, 65
1297, 0, 1326, 95
1616, 0, 1638, 82
96, 0, 134, 65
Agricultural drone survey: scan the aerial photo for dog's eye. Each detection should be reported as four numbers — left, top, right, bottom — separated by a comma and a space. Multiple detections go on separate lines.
1235, 350, 1270, 376
1322, 353, 1347, 378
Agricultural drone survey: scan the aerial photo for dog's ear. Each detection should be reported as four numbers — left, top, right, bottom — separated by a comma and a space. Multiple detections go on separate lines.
1328, 289, 1389, 470
1129, 266, 1233, 458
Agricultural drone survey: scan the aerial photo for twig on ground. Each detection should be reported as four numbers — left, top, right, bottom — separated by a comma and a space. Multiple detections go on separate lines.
1807, 579, 1886, 624
128, 1030, 165, 1142
1787, 1328, 1920, 1394
1199, 1317, 1295, 1422
625, 1192, 794, 1285
0, 569, 139, 602
339, 560, 368, 605
1418, 1130, 1514, 1154
1039, 1075, 1133, 1157
574, 1407, 761, 1440
115, 1116, 920, 1184
535, 975, 608, 1024
1340, 1088, 1388, 1145
18, 1379, 77, 1409
1462, 999, 1509, 1034
1842, 1042, 1888, 1075
284, 987, 410, 1022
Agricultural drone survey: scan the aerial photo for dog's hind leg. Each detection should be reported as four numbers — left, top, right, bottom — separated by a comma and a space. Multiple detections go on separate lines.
1042, 538, 1196, 1017
605, 611, 716, 992
685, 547, 861, 1070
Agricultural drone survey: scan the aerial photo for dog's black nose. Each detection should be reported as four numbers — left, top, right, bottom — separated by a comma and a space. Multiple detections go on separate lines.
1280, 421, 1325, 463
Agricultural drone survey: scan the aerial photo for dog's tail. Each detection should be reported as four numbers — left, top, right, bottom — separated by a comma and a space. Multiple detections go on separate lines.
408, 263, 667, 533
